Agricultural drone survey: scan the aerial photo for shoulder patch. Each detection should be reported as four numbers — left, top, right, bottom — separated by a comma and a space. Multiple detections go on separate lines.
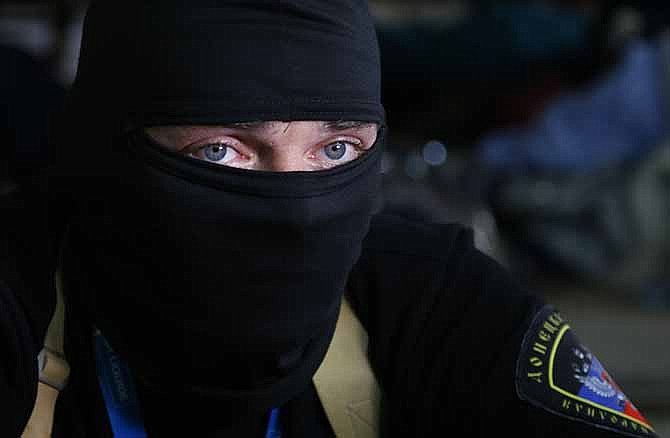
516, 305, 658, 437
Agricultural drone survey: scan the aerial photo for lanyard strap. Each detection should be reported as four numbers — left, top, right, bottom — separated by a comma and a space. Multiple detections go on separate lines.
93, 330, 147, 438
265, 408, 282, 438
93, 330, 281, 437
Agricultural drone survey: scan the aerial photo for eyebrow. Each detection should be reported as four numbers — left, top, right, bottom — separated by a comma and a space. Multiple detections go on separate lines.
225, 120, 375, 132
322, 120, 375, 131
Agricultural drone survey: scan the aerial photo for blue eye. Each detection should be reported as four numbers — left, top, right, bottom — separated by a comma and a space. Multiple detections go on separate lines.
324, 142, 347, 160
203, 143, 229, 162
189, 143, 241, 166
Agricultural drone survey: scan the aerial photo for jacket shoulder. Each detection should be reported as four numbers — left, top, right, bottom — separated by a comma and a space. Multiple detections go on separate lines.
362, 213, 475, 262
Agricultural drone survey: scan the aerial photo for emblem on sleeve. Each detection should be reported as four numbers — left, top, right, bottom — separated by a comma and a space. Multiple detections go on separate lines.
516, 306, 657, 437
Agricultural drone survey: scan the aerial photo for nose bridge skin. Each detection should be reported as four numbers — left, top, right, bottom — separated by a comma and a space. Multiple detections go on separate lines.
258, 122, 315, 172
261, 148, 309, 172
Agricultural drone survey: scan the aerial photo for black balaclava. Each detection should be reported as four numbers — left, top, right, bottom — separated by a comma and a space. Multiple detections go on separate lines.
59, 0, 385, 413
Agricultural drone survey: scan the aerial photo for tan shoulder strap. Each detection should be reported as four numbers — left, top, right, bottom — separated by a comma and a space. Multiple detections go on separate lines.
21, 271, 70, 438
313, 298, 381, 438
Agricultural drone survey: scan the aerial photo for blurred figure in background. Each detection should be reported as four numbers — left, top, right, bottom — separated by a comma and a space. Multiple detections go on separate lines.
373, 0, 606, 266
474, 1, 670, 305
372, 0, 669, 307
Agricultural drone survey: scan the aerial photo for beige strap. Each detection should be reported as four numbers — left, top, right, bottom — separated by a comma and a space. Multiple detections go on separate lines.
21, 271, 70, 438
313, 298, 381, 438
43, 271, 66, 361
21, 382, 60, 438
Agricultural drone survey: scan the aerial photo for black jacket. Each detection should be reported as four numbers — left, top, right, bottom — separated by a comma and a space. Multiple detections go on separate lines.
0, 204, 658, 437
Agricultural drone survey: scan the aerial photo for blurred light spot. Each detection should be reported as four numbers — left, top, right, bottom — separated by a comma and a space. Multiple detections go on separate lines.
422, 140, 448, 166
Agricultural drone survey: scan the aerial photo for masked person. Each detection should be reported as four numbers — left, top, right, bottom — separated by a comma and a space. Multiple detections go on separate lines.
0, 1, 661, 437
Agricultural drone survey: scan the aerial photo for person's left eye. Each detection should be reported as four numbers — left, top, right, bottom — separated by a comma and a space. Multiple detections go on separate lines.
324, 141, 348, 160
189, 143, 241, 165
317, 141, 364, 166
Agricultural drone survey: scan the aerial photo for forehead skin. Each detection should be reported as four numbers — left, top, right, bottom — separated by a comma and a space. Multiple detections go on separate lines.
148, 120, 377, 141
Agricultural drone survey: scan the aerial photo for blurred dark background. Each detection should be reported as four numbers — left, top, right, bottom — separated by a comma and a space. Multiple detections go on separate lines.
1, 0, 668, 432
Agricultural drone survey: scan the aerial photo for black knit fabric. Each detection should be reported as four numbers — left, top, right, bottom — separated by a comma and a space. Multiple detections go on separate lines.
69, 0, 384, 127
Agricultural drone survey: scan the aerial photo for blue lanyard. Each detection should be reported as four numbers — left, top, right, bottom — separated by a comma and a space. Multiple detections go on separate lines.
93, 330, 282, 437
265, 408, 282, 438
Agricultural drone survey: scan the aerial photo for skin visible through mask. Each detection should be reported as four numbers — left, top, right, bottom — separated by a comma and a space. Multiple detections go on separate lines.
145, 120, 379, 172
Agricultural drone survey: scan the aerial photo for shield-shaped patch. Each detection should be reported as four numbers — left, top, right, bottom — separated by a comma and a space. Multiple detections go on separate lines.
516, 305, 657, 437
